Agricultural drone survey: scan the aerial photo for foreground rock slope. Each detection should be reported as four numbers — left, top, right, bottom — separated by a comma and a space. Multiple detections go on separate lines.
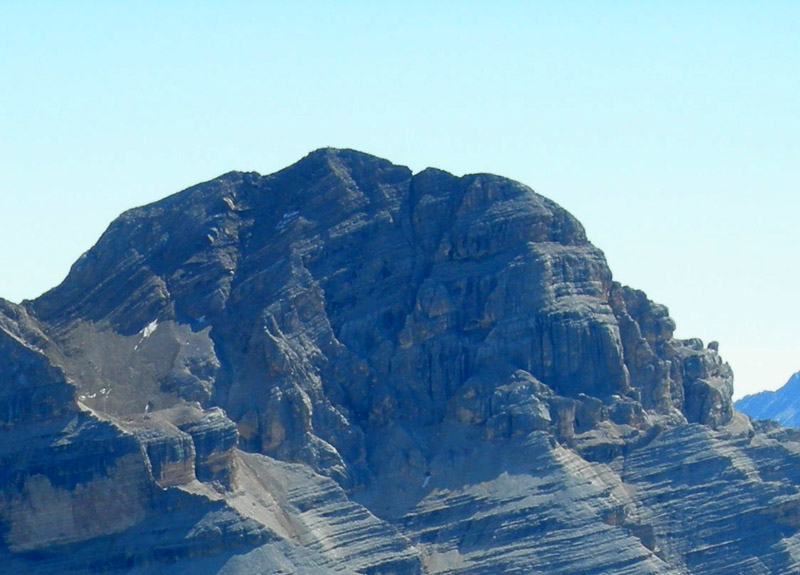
1, 149, 797, 574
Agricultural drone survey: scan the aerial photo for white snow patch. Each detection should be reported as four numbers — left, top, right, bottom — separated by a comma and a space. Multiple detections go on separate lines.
134, 319, 158, 351
141, 320, 158, 339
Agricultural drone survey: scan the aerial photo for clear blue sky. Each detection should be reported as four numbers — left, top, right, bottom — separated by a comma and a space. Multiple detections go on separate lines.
1, 2, 798, 398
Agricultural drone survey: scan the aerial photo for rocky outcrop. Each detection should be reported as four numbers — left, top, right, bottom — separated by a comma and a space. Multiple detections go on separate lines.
122, 404, 238, 489
0, 298, 418, 574
0, 149, 795, 574
736, 371, 800, 427
389, 415, 800, 575
29, 149, 733, 484
0, 300, 76, 427
609, 284, 733, 427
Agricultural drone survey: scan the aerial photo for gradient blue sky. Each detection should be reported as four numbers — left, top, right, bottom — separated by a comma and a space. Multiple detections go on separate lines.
1, 2, 798, 398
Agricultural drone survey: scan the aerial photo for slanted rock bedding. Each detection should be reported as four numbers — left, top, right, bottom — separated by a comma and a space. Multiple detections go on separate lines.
0, 149, 793, 574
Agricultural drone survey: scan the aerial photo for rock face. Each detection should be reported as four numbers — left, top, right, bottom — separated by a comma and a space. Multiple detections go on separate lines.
0, 148, 797, 574
736, 371, 800, 427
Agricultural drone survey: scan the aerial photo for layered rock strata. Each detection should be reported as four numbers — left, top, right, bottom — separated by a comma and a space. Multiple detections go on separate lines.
0, 149, 794, 574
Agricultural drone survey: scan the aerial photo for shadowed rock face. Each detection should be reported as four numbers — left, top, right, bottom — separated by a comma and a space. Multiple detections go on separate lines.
0, 149, 795, 574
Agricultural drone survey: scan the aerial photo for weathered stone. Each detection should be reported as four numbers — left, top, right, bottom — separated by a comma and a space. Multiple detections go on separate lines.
0, 149, 797, 574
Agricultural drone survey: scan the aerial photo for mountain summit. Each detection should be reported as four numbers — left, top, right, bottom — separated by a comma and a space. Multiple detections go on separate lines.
1, 149, 798, 574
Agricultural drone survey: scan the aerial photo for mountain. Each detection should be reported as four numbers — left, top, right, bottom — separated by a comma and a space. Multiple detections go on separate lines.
736, 372, 800, 427
2, 148, 800, 574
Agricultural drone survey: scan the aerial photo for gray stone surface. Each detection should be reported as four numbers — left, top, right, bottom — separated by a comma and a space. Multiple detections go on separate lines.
0, 149, 797, 573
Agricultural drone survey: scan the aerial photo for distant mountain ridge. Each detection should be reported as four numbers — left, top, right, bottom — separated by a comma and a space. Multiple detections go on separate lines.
736, 372, 800, 427
2, 148, 800, 574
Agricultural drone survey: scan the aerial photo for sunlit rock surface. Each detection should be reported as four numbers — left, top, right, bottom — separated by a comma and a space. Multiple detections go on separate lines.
0, 149, 796, 573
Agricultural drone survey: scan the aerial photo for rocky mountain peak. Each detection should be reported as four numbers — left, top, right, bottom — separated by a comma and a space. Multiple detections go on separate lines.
2, 150, 788, 575
25, 150, 733, 485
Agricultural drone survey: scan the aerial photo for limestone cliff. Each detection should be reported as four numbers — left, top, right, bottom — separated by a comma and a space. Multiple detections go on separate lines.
0, 149, 795, 574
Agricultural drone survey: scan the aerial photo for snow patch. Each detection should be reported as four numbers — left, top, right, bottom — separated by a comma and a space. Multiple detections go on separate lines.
134, 319, 159, 350
141, 320, 158, 339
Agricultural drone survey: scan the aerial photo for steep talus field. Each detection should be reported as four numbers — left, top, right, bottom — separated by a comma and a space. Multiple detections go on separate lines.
0, 149, 796, 574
